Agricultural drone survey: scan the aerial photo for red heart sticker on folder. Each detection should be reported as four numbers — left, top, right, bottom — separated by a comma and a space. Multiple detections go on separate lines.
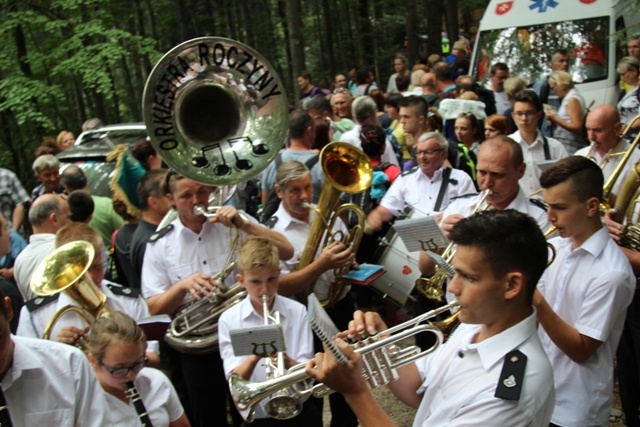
402, 265, 412, 275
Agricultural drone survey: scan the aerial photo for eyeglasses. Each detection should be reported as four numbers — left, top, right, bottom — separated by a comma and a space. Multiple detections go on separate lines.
414, 148, 444, 156
333, 88, 350, 94
513, 111, 537, 118
100, 357, 148, 378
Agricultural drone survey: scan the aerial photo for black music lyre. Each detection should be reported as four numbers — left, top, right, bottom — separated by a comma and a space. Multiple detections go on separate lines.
419, 238, 438, 252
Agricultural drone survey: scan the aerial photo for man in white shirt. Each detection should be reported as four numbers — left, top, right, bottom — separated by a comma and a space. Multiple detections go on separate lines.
141, 172, 292, 427
306, 209, 555, 427
487, 63, 510, 114
367, 132, 476, 229
0, 295, 108, 426
508, 90, 567, 199
14, 194, 71, 300
267, 160, 358, 427
535, 156, 635, 426
575, 104, 640, 204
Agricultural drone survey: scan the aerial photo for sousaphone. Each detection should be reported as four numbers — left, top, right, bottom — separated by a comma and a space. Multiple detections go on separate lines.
142, 38, 287, 353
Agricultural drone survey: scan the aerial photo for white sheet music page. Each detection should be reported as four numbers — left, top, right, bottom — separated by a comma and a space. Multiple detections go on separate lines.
392, 214, 449, 252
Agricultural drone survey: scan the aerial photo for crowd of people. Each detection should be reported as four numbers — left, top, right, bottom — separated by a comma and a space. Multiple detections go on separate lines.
2, 32, 640, 427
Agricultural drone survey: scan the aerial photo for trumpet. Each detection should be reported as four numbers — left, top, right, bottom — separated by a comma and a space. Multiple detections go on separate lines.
229, 300, 459, 418
258, 294, 302, 421
415, 189, 491, 300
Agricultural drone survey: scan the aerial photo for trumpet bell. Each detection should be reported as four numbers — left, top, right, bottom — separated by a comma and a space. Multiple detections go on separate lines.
321, 142, 373, 194
143, 37, 288, 186
264, 393, 302, 420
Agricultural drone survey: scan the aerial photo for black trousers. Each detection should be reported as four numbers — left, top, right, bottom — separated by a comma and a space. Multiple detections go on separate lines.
311, 293, 358, 427
618, 289, 640, 427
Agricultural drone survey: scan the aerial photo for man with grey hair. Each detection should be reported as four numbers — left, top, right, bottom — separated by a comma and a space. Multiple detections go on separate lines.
14, 194, 71, 300
366, 132, 475, 231
267, 159, 358, 427
30, 154, 64, 199
340, 97, 400, 167
81, 117, 104, 132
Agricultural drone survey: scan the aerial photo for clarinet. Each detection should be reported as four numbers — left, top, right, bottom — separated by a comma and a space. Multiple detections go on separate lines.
0, 386, 12, 427
125, 381, 154, 427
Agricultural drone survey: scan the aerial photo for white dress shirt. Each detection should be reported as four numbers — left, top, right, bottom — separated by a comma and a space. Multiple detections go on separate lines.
218, 295, 314, 420
340, 124, 401, 168
537, 227, 635, 427
269, 203, 350, 302
17, 279, 150, 342
14, 233, 56, 301
141, 215, 256, 307
380, 165, 476, 216
441, 188, 550, 232
508, 130, 568, 198
413, 310, 555, 427
4, 336, 108, 426
576, 138, 640, 197
104, 368, 184, 427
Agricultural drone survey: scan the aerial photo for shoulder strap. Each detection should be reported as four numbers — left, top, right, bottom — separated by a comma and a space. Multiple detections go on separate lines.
304, 154, 319, 169
275, 152, 283, 169
434, 167, 452, 212
542, 136, 550, 161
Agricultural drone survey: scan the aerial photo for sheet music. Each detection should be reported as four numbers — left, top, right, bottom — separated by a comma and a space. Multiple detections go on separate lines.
307, 294, 347, 364
392, 214, 449, 252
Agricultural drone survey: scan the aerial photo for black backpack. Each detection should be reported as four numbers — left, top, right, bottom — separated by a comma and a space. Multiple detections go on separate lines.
260, 153, 319, 224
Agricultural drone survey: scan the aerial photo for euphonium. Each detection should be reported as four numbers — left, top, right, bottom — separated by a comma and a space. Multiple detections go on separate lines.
30, 241, 110, 349
600, 114, 640, 214
143, 38, 287, 353
415, 189, 491, 300
297, 142, 373, 307
229, 300, 459, 417
611, 160, 640, 251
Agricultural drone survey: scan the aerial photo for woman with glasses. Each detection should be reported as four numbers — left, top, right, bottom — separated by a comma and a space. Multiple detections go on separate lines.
86, 311, 190, 427
545, 70, 587, 154
616, 56, 640, 126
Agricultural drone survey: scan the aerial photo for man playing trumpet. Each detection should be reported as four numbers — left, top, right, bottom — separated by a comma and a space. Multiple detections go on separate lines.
306, 209, 555, 426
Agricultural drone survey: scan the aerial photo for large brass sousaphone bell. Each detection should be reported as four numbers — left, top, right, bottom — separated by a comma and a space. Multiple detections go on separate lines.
30, 241, 110, 346
143, 37, 287, 185
142, 38, 288, 354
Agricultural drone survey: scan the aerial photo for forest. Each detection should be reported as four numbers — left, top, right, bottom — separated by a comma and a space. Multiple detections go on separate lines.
0, 0, 487, 187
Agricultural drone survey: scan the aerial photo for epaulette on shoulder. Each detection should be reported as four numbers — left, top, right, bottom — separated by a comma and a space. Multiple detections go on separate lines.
529, 198, 548, 212
450, 192, 479, 201
495, 350, 527, 401
264, 216, 279, 229
106, 284, 141, 298
402, 166, 419, 176
26, 294, 59, 312
149, 224, 174, 243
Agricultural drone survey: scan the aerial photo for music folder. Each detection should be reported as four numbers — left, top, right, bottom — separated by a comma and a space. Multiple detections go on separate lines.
137, 315, 171, 341
392, 214, 449, 252
341, 263, 386, 286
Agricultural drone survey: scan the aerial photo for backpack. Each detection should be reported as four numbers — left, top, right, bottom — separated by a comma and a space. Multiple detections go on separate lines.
260, 153, 319, 224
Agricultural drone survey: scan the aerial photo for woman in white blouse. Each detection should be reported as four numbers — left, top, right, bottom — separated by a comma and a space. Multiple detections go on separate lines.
86, 311, 190, 427
616, 56, 640, 126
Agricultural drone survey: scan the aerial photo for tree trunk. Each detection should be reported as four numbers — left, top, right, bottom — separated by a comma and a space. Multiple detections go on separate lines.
405, 0, 418, 67
425, 0, 443, 55
284, 0, 305, 100
444, 0, 458, 52
321, 0, 337, 77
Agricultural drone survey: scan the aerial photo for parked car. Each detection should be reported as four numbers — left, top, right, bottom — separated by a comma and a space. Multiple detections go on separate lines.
57, 123, 148, 196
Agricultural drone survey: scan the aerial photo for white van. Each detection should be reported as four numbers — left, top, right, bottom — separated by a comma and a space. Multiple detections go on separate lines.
470, 0, 640, 107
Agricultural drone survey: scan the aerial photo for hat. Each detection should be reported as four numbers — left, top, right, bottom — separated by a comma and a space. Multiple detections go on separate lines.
106, 144, 147, 217
453, 41, 468, 52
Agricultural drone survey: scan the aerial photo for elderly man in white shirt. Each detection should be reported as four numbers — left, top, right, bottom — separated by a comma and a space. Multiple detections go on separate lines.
367, 132, 476, 231
508, 90, 567, 199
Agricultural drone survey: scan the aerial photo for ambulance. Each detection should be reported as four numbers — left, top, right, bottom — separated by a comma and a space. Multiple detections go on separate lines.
470, 0, 640, 106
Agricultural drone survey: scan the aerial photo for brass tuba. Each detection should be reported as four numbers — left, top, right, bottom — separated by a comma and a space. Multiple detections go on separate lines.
297, 142, 373, 307
142, 38, 287, 353
30, 241, 110, 348
600, 114, 640, 214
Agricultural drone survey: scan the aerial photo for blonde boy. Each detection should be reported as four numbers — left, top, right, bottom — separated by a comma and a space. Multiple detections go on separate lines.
218, 237, 321, 426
